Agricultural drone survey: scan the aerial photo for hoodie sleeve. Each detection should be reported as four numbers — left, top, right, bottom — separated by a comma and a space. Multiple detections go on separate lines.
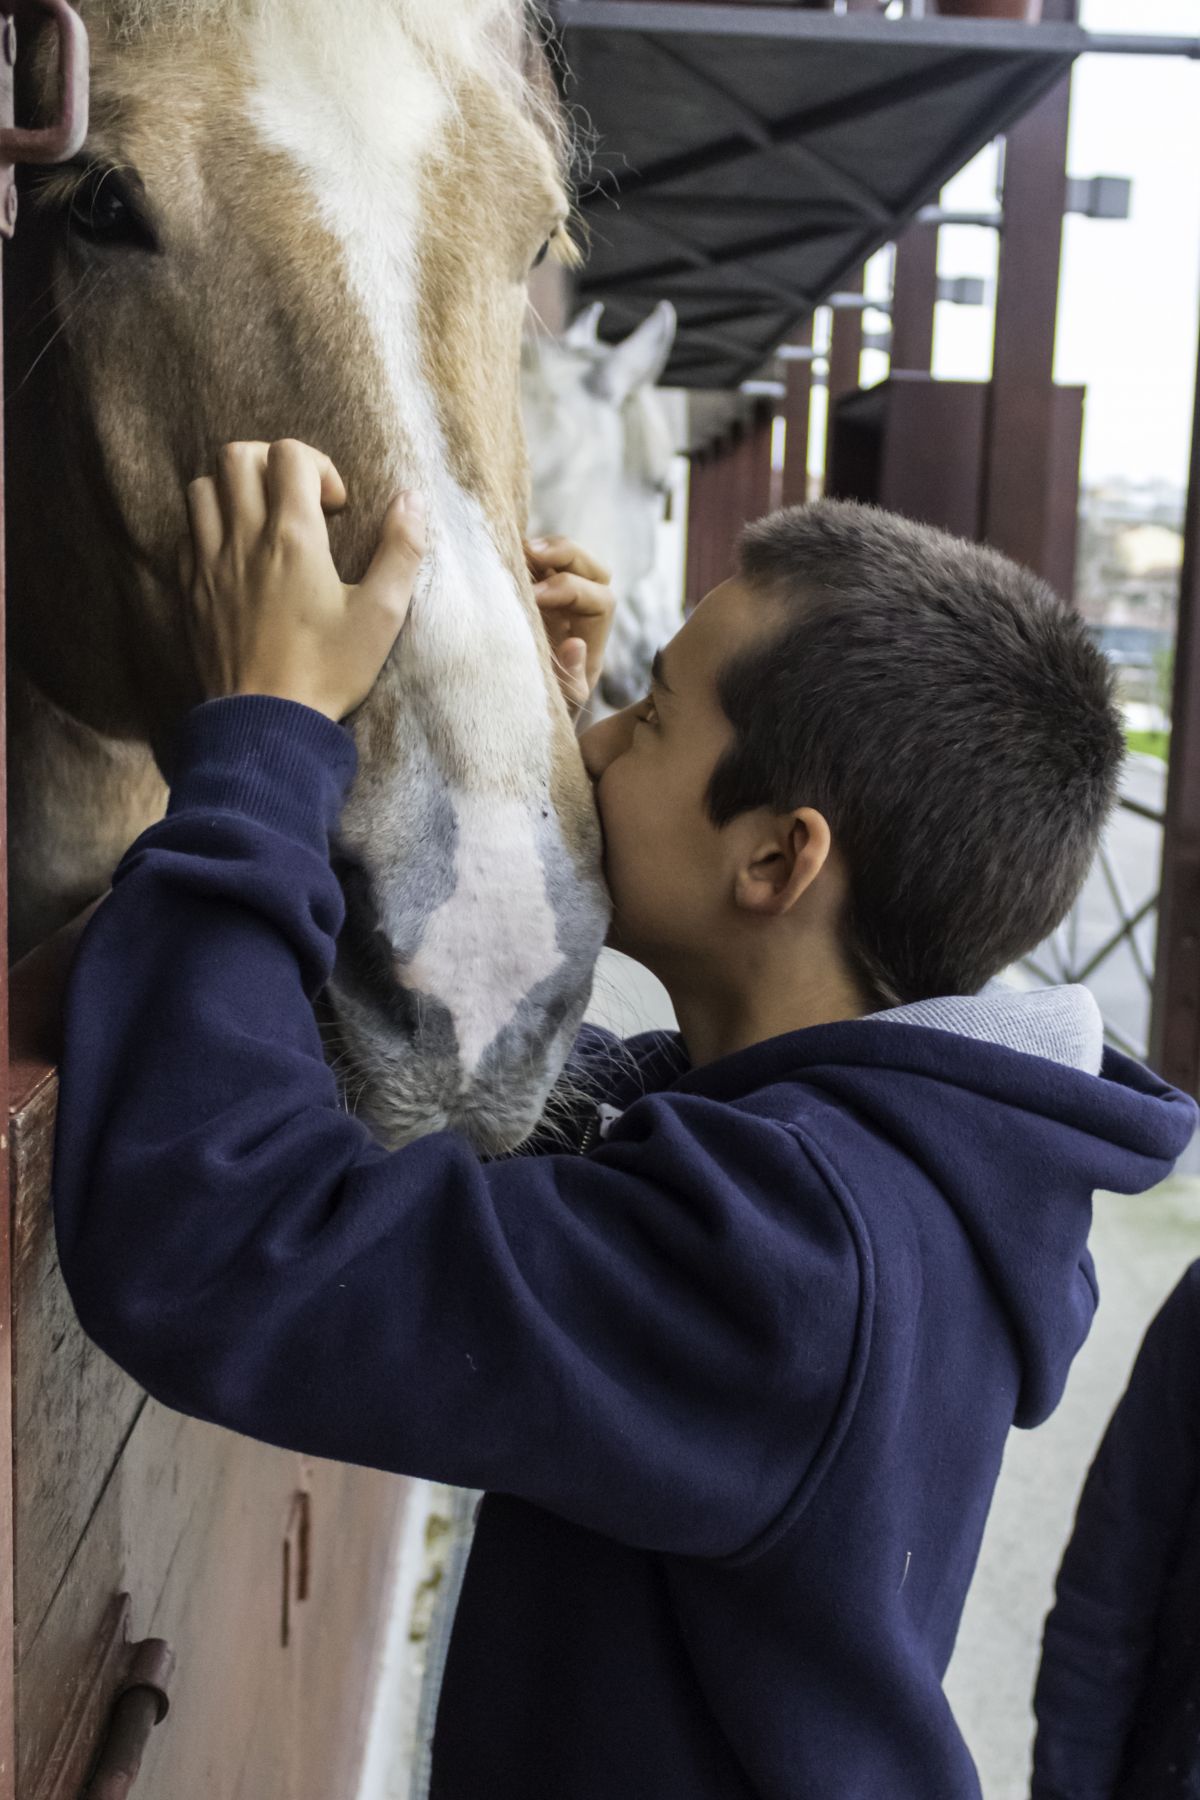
52, 697, 861, 1561
1030, 1263, 1200, 1798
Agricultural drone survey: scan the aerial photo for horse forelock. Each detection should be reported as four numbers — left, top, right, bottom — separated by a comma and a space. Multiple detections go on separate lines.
82, 0, 571, 172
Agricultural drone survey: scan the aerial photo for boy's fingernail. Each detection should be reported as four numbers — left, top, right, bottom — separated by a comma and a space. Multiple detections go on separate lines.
528, 536, 550, 551
400, 490, 426, 516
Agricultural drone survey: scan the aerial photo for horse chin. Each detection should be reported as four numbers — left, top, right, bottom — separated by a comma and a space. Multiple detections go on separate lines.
319, 959, 589, 1158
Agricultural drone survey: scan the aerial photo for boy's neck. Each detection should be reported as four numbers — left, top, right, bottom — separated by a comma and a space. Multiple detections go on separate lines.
662, 949, 873, 1069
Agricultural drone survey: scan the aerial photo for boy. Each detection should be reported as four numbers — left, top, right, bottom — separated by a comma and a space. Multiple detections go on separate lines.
1032, 1259, 1200, 1798
53, 440, 1197, 1799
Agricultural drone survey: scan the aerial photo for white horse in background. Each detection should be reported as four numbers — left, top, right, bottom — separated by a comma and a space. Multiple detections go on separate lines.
522, 300, 683, 712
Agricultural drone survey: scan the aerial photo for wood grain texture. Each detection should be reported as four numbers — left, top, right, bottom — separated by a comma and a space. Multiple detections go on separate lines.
9, 935, 410, 1797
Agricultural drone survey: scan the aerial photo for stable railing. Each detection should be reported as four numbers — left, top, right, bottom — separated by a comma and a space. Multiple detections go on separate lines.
1022, 771, 1165, 1061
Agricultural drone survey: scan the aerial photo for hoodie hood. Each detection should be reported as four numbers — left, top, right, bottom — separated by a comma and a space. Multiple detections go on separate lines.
648, 986, 1197, 1428
874, 981, 1105, 1076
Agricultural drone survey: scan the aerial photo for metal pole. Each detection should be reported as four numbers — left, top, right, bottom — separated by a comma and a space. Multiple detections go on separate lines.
1149, 297, 1200, 1099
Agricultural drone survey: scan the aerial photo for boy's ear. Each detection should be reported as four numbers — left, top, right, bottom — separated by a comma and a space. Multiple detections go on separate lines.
733, 808, 833, 918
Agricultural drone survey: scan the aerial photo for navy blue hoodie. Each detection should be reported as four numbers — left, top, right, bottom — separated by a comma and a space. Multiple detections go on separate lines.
1032, 1260, 1200, 1799
51, 698, 1197, 1800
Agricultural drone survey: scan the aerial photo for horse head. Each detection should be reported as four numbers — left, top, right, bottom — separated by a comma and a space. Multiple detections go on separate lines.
7, 0, 610, 1152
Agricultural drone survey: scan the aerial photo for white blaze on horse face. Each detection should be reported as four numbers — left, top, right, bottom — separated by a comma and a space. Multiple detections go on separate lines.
401, 793, 562, 1074
247, 16, 569, 1079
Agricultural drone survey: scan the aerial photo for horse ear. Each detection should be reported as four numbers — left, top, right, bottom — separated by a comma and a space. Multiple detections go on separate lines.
563, 303, 605, 350
585, 301, 677, 406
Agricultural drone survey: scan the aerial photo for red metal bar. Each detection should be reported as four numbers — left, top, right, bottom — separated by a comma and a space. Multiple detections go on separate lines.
747, 401, 774, 523
824, 268, 863, 487
890, 221, 938, 373
0, 13, 16, 1797
685, 450, 706, 610
780, 323, 813, 510
980, 0, 1075, 578
1149, 300, 1200, 1100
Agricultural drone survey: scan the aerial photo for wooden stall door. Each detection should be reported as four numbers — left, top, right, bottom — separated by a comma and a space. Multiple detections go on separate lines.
8, 934, 409, 1799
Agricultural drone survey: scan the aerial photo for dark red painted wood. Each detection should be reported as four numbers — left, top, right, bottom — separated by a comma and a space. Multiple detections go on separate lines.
0, 14, 17, 1795
1150, 310, 1200, 1099
890, 222, 938, 374
980, 0, 1076, 576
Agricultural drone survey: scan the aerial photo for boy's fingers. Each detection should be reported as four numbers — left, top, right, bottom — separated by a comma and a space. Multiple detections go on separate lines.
186, 476, 224, 565
215, 440, 270, 538
533, 572, 612, 616
524, 536, 611, 585
266, 439, 349, 527
356, 491, 426, 621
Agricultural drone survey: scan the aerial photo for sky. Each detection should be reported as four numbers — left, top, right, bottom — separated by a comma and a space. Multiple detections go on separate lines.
854, 0, 1200, 495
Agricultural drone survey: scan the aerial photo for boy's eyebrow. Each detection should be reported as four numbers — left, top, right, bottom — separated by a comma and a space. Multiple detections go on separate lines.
650, 648, 675, 696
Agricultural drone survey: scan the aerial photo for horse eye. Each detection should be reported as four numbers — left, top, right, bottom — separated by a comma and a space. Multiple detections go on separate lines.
69, 168, 157, 251
531, 238, 551, 270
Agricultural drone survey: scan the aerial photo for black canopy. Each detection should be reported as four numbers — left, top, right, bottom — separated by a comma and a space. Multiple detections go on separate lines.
550, 3, 1085, 387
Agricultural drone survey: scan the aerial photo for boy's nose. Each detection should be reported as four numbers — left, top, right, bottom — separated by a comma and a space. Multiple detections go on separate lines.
579, 705, 636, 782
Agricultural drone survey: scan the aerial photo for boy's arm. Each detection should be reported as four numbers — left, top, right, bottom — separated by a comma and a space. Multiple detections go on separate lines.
53, 699, 861, 1561
1031, 1264, 1200, 1797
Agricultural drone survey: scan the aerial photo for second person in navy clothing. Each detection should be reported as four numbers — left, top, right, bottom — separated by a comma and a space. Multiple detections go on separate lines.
1033, 1260, 1200, 1799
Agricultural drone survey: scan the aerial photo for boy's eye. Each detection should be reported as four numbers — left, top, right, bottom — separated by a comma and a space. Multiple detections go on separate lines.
636, 697, 659, 728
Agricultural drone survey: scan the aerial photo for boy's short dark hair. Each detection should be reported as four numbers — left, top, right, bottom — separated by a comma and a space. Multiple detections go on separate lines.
709, 501, 1125, 1007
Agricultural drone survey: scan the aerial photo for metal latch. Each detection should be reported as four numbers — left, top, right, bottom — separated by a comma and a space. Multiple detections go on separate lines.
0, 0, 90, 239
81, 1634, 175, 1800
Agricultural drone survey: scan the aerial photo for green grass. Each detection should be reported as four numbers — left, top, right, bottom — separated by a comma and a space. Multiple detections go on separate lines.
1126, 729, 1170, 761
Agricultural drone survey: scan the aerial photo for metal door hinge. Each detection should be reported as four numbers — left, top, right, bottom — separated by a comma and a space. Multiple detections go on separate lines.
0, 0, 89, 240
81, 1631, 174, 1800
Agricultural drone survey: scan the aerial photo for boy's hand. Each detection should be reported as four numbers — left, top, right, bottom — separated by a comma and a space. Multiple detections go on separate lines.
183, 438, 426, 722
525, 536, 614, 717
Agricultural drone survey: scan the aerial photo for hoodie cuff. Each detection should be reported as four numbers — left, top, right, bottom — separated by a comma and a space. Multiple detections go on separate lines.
166, 696, 358, 857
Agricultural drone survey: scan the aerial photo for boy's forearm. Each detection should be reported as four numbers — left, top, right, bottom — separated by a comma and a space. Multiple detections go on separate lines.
52, 696, 384, 1432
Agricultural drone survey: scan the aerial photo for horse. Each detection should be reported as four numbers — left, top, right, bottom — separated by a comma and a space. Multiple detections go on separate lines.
522, 298, 684, 712
7, 0, 610, 1154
